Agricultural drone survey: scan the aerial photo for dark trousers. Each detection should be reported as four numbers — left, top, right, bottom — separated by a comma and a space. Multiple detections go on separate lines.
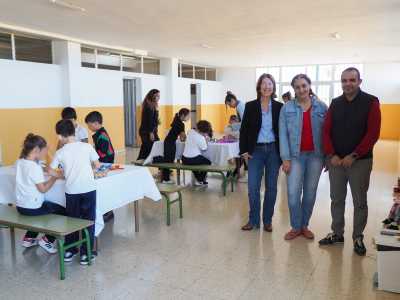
137, 132, 159, 160
153, 139, 176, 181
182, 155, 211, 182
329, 158, 372, 240
65, 191, 96, 255
17, 201, 65, 243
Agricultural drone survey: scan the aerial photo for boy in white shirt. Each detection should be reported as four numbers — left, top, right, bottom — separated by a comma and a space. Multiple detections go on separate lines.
61, 107, 89, 143
182, 120, 213, 186
50, 119, 100, 265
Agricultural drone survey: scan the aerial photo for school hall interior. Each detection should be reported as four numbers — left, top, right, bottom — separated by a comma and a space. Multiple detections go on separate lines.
0, 0, 400, 299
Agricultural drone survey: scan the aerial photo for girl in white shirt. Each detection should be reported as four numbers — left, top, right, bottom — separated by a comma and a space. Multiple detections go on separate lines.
15, 134, 64, 254
182, 120, 213, 185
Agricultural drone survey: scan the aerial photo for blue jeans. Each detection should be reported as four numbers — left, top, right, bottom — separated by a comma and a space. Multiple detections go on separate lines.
247, 143, 281, 226
286, 152, 324, 230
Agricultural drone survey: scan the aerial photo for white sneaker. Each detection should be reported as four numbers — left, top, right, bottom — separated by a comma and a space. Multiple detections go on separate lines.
39, 237, 57, 254
193, 180, 204, 187
22, 237, 38, 248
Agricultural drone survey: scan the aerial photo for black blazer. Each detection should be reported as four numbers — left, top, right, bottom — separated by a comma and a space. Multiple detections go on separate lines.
239, 98, 283, 156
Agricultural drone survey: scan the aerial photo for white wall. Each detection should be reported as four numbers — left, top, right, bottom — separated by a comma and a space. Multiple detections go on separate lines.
219, 67, 257, 102
0, 59, 65, 108
363, 62, 400, 103
173, 77, 224, 106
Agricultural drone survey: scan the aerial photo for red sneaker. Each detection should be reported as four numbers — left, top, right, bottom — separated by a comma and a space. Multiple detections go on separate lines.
302, 228, 315, 239
284, 229, 302, 240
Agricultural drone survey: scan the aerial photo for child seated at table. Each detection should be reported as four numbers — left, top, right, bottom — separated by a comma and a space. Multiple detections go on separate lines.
153, 108, 190, 184
224, 115, 241, 140
85, 111, 116, 221
50, 120, 100, 265
15, 133, 65, 254
182, 120, 213, 186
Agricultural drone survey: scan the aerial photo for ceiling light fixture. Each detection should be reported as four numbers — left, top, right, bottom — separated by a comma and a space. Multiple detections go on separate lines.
49, 0, 86, 12
200, 44, 214, 49
330, 32, 341, 40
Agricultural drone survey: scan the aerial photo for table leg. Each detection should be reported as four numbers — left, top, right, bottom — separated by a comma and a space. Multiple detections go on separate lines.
57, 239, 65, 280
134, 201, 139, 232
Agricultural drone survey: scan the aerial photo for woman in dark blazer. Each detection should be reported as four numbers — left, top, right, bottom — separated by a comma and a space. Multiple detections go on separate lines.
240, 73, 283, 231
137, 89, 160, 160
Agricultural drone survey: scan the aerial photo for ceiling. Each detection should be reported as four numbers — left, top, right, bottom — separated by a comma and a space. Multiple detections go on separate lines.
0, 0, 399, 67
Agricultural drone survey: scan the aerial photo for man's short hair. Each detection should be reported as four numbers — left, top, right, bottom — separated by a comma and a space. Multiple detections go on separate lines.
342, 67, 361, 80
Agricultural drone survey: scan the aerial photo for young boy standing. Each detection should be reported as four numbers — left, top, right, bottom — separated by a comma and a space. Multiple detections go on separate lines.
50, 120, 100, 265
61, 107, 89, 143
85, 111, 115, 164
85, 111, 115, 221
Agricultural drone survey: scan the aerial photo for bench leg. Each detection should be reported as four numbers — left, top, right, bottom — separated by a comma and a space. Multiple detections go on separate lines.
178, 191, 183, 219
177, 169, 181, 185
219, 172, 227, 196
163, 194, 171, 226
57, 239, 65, 280
134, 201, 139, 232
230, 174, 234, 192
83, 228, 92, 266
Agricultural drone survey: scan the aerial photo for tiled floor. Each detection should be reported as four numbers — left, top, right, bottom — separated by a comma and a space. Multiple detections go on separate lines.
0, 141, 399, 300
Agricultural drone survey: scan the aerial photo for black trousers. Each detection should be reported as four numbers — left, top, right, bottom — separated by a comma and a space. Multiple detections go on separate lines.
65, 191, 96, 255
137, 132, 159, 160
182, 155, 211, 182
17, 201, 65, 243
153, 139, 176, 181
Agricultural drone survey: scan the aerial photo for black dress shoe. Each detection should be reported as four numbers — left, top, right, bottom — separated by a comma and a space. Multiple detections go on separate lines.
353, 237, 366, 256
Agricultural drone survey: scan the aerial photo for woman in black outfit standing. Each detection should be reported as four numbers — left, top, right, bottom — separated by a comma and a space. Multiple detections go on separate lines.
153, 108, 190, 183
137, 89, 160, 160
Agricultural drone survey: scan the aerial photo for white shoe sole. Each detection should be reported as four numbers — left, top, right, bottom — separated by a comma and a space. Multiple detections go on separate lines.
22, 241, 38, 248
39, 240, 57, 254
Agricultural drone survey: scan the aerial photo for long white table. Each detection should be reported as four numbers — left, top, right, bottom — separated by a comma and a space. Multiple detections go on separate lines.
0, 165, 161, 236
143, 140, 240, 166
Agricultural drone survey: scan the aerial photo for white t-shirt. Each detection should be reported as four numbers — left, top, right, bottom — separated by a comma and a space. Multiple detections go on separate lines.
15, 159, 46, 209
183, 129, 207, 158
75, 124, 89, 142
50, 142, 99, 194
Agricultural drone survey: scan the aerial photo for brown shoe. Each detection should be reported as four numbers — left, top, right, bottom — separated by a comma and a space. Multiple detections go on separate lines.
284, 229, 302, 240
302, 228, 315, 239
264, 224, 273, 232
241, 223, 254, 231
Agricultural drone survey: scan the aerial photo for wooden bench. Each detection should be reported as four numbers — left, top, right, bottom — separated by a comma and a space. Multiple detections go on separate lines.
134, 162, 236, 196
157, 183, 186, 226
0, 204, 94, 280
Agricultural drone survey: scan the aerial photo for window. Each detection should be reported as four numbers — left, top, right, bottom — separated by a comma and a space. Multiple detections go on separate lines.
143, 57, 160, 75
0, 32, 12, 59
206, 68, 216, 81
181, 64, 194, 78
14, 35, 52, 64
122, 55, 141, 73
97, 50, 121, 70
195, 66, 206, 80
256, 64, 363, 104
81, 47, 95, 68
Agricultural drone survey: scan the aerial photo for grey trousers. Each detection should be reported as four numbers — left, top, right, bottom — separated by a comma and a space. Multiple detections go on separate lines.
328, 158, 373, 240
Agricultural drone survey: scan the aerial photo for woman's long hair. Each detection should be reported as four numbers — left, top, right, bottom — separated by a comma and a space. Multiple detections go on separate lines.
171, 108, 190, 127
142, 89, 160, 111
